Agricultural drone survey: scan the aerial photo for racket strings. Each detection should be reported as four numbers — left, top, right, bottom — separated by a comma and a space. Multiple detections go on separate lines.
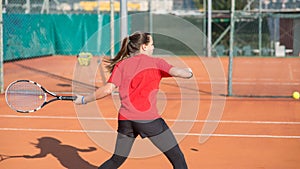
6, 81, 45, 111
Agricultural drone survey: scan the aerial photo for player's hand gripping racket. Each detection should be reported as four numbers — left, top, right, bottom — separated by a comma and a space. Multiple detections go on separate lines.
5, 80, 77, 113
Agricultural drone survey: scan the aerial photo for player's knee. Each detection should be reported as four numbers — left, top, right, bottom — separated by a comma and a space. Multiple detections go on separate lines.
171, 150, 185, 161
165, 146, 188, 169
165, 146, 184, 158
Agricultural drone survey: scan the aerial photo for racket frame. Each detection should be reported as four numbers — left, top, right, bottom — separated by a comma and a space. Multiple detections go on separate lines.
5, 80, 76, 113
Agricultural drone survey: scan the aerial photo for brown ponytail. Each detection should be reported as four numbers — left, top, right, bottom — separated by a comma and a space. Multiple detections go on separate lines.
105, 37, 130, 73
105, 31, 151, 73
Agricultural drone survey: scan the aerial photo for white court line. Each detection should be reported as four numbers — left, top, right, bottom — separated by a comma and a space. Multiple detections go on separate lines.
199, 81, 299, 85
0, 127, 299, 139
164, 80, 300, 85
1, 115, 300, 125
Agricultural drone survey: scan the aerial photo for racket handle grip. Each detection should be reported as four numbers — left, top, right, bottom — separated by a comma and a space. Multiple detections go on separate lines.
60, 96, 77, 101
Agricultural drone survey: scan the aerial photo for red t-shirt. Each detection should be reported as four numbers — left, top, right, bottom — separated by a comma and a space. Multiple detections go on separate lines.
107, 54, 173, 120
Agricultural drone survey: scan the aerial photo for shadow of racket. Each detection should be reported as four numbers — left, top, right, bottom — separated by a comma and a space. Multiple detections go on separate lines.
0, 154, 25, 162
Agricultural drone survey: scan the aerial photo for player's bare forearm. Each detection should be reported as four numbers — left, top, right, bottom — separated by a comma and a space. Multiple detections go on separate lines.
74, 83, 116, 105
169, 67, 193, 79
86, 83, 115, 103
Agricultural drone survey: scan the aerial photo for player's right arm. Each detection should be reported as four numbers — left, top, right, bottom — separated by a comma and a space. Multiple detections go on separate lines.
169, 67, 193, 79
74, 83, 116, 105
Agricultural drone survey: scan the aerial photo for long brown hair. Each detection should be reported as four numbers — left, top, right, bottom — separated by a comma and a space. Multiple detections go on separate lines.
105, 31, 151, 73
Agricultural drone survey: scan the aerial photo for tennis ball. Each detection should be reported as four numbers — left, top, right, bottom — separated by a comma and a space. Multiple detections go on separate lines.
292, 91, 300, 100
39, 95, 43, 99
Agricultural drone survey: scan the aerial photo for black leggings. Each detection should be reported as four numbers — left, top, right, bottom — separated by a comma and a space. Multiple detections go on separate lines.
98, 118, 188, 169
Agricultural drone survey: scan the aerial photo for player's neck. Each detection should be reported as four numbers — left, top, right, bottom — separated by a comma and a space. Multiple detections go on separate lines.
130, 51, 149, 57
139, 49, 152, 56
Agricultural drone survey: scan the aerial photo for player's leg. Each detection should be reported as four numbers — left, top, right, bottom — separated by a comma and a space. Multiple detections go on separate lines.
134, 118, 188, 169
149, 119, 188, 169
161, 144, 188, 169
98, 121, 137, 169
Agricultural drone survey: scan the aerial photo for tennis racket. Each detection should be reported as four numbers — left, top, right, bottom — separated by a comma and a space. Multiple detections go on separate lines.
5, 80, 77, 113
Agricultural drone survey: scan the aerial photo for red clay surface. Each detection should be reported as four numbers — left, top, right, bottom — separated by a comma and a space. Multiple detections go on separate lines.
1, 56, 300, 169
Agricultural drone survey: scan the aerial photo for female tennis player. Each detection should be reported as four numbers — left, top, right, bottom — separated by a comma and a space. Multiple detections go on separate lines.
74, 31, 192, 169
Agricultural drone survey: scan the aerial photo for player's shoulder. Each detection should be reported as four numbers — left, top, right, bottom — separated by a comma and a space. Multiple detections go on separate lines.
142, 54, 165, 62
122, 54, 166, 65
141, 55, 167, 66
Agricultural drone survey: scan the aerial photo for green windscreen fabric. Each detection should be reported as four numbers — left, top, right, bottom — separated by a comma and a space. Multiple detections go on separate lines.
3, 13, 122, 61
4, 14, 54, 61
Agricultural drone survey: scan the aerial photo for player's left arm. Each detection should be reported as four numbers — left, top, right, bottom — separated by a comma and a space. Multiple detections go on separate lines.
157, 58, 193, 79
74, 83, 116, 105
169, 67, 193, 79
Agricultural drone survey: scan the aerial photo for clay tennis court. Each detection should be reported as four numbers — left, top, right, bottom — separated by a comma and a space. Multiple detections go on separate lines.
1, 56, 300, 169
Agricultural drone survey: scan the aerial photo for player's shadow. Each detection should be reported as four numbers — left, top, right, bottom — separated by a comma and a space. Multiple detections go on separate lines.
24, 137, 98, 169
